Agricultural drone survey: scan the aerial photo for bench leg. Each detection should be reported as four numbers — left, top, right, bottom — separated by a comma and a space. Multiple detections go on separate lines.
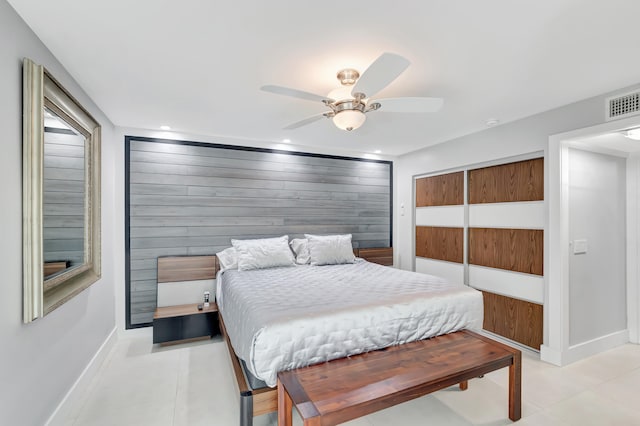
508, 351, 522, 421
459, 380, 468, 391
277, 378, 292, 426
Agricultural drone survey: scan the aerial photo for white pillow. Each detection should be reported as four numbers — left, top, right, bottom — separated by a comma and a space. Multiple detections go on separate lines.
216, 246, 238, 270
231, 235, 295, 271
289, 238, 311, 265
304, 234, 356, 266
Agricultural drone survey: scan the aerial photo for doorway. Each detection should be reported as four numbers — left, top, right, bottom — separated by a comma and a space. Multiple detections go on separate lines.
543, 117, 640, 366
567, 146, 627, 346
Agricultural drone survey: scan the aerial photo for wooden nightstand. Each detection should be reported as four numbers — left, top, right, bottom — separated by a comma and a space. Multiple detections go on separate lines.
152, 302, 219, 344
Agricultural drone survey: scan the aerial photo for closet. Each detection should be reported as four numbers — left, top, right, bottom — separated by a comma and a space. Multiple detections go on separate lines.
415, 157, 544, 349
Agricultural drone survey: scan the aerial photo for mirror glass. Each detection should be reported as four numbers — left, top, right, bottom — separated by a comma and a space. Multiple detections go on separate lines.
43, 108, 86, 280
23, 58, 101, 322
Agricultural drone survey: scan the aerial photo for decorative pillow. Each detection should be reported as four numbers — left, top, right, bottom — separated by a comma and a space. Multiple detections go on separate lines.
304, 234, 356, 266
231, 235, 295, 271
216, 246, 238, 270
289, 238, 311, 265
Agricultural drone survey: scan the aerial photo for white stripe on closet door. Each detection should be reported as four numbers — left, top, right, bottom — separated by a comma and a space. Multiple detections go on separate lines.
468, 201, 544, 229
415, 205, 464, 227
416, 258, 465, 285
468, 265, 544, 304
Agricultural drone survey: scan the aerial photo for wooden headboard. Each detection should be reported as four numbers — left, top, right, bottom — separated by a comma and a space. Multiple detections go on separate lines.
158, 255, 219, 283
157, 247, 394, 283
354, 247, 393, 266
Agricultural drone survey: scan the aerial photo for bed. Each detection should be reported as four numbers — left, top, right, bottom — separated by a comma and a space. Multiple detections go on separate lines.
218, 259, 482, 388
210, 236, 483, 426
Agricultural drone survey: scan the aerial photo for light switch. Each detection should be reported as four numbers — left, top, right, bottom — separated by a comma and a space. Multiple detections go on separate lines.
573, 239, 588, 254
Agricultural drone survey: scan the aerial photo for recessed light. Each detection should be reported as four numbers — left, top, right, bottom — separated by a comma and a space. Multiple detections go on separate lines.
282, 139, 291, 143
160, 125, 171, 130
374, 150, 382, 154
275, 144, 294, 151
623, 128, 640, 140
486, 118, 500, 127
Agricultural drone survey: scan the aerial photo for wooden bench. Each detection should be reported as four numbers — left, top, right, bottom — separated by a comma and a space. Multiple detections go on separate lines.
277, 330, 521, 426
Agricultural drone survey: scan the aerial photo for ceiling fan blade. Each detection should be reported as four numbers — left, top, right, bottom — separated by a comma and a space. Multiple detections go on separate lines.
351, 53, 410, 98
261, 85, 331, 103
373, 97, 444, 113
283, 112, 330, 130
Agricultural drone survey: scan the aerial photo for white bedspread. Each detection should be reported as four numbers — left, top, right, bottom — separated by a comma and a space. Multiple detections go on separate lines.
217, 260, 483, 387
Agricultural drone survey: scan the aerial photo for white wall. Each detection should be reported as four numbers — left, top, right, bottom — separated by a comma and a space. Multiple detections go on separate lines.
0, 1, 117, 424
567, 148, 627, 346
394, 80, 640, 359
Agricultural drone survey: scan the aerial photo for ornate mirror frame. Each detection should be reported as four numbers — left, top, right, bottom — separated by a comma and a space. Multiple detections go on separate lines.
23, 58, 101, 323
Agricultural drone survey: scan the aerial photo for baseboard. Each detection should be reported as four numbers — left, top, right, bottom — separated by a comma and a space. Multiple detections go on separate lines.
564, 329, 629, 364
540, 344, 563, 366
45, 327, 117, 426
541, 329, 628, 366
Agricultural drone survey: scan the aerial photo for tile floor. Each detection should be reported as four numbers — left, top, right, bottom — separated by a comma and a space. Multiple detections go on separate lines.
63, 329, 640, 426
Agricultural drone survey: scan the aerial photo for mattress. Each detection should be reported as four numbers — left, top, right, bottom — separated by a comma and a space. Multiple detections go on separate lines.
217, 259, 483, 387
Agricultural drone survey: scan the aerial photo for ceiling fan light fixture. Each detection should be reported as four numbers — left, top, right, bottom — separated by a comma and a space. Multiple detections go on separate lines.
337, 68, 360, 86
333, 109, 366, 131
262, 53, 444, 131
328, 86, 354, 102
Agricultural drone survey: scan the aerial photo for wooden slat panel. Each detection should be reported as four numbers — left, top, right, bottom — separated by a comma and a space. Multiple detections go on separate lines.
130, 161, 390, 186
468, 158, 543, 204
157, 255, 218, 283
416, 171, 464, 207
127, 139, 392, 325
468, 228, 543, 275
415, 226, 463, 263
482, 291, 543, 350
130, 173, 389, 194
130, 141, 392, 176
357, 247, 393, 266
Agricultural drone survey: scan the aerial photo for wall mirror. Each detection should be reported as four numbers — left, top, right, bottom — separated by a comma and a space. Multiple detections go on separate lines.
23, 58, 101, 323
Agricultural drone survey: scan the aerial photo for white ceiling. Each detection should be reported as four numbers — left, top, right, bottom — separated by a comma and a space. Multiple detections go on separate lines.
573, 131, 640, 156
9, 0, 640, 156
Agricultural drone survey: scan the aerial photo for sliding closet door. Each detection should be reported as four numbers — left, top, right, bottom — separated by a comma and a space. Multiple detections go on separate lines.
415, 171, 465, 284
414, 157, 544, 350
468, 158, 544, 349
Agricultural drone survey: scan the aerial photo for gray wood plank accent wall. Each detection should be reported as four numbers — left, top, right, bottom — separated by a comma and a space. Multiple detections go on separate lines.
43, 129, 85, 270
126, 137, 393, 327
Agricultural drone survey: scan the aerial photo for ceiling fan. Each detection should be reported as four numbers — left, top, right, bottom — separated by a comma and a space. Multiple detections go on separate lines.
261, 52, 443, 132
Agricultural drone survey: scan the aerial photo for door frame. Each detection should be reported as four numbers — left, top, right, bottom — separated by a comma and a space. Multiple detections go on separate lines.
543, 115, 640, 366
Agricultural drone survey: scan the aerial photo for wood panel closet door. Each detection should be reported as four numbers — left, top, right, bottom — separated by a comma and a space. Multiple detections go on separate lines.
468, 158, 543, 204
415, 157, 545, 351
468, 228, 543, 275
466, 156, 544, 350
415, 226, 464, 263
482, 291, 543, 349
416, 171, 464, 207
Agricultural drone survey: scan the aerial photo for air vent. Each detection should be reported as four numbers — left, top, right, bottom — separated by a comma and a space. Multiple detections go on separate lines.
606, 90, 640, 121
